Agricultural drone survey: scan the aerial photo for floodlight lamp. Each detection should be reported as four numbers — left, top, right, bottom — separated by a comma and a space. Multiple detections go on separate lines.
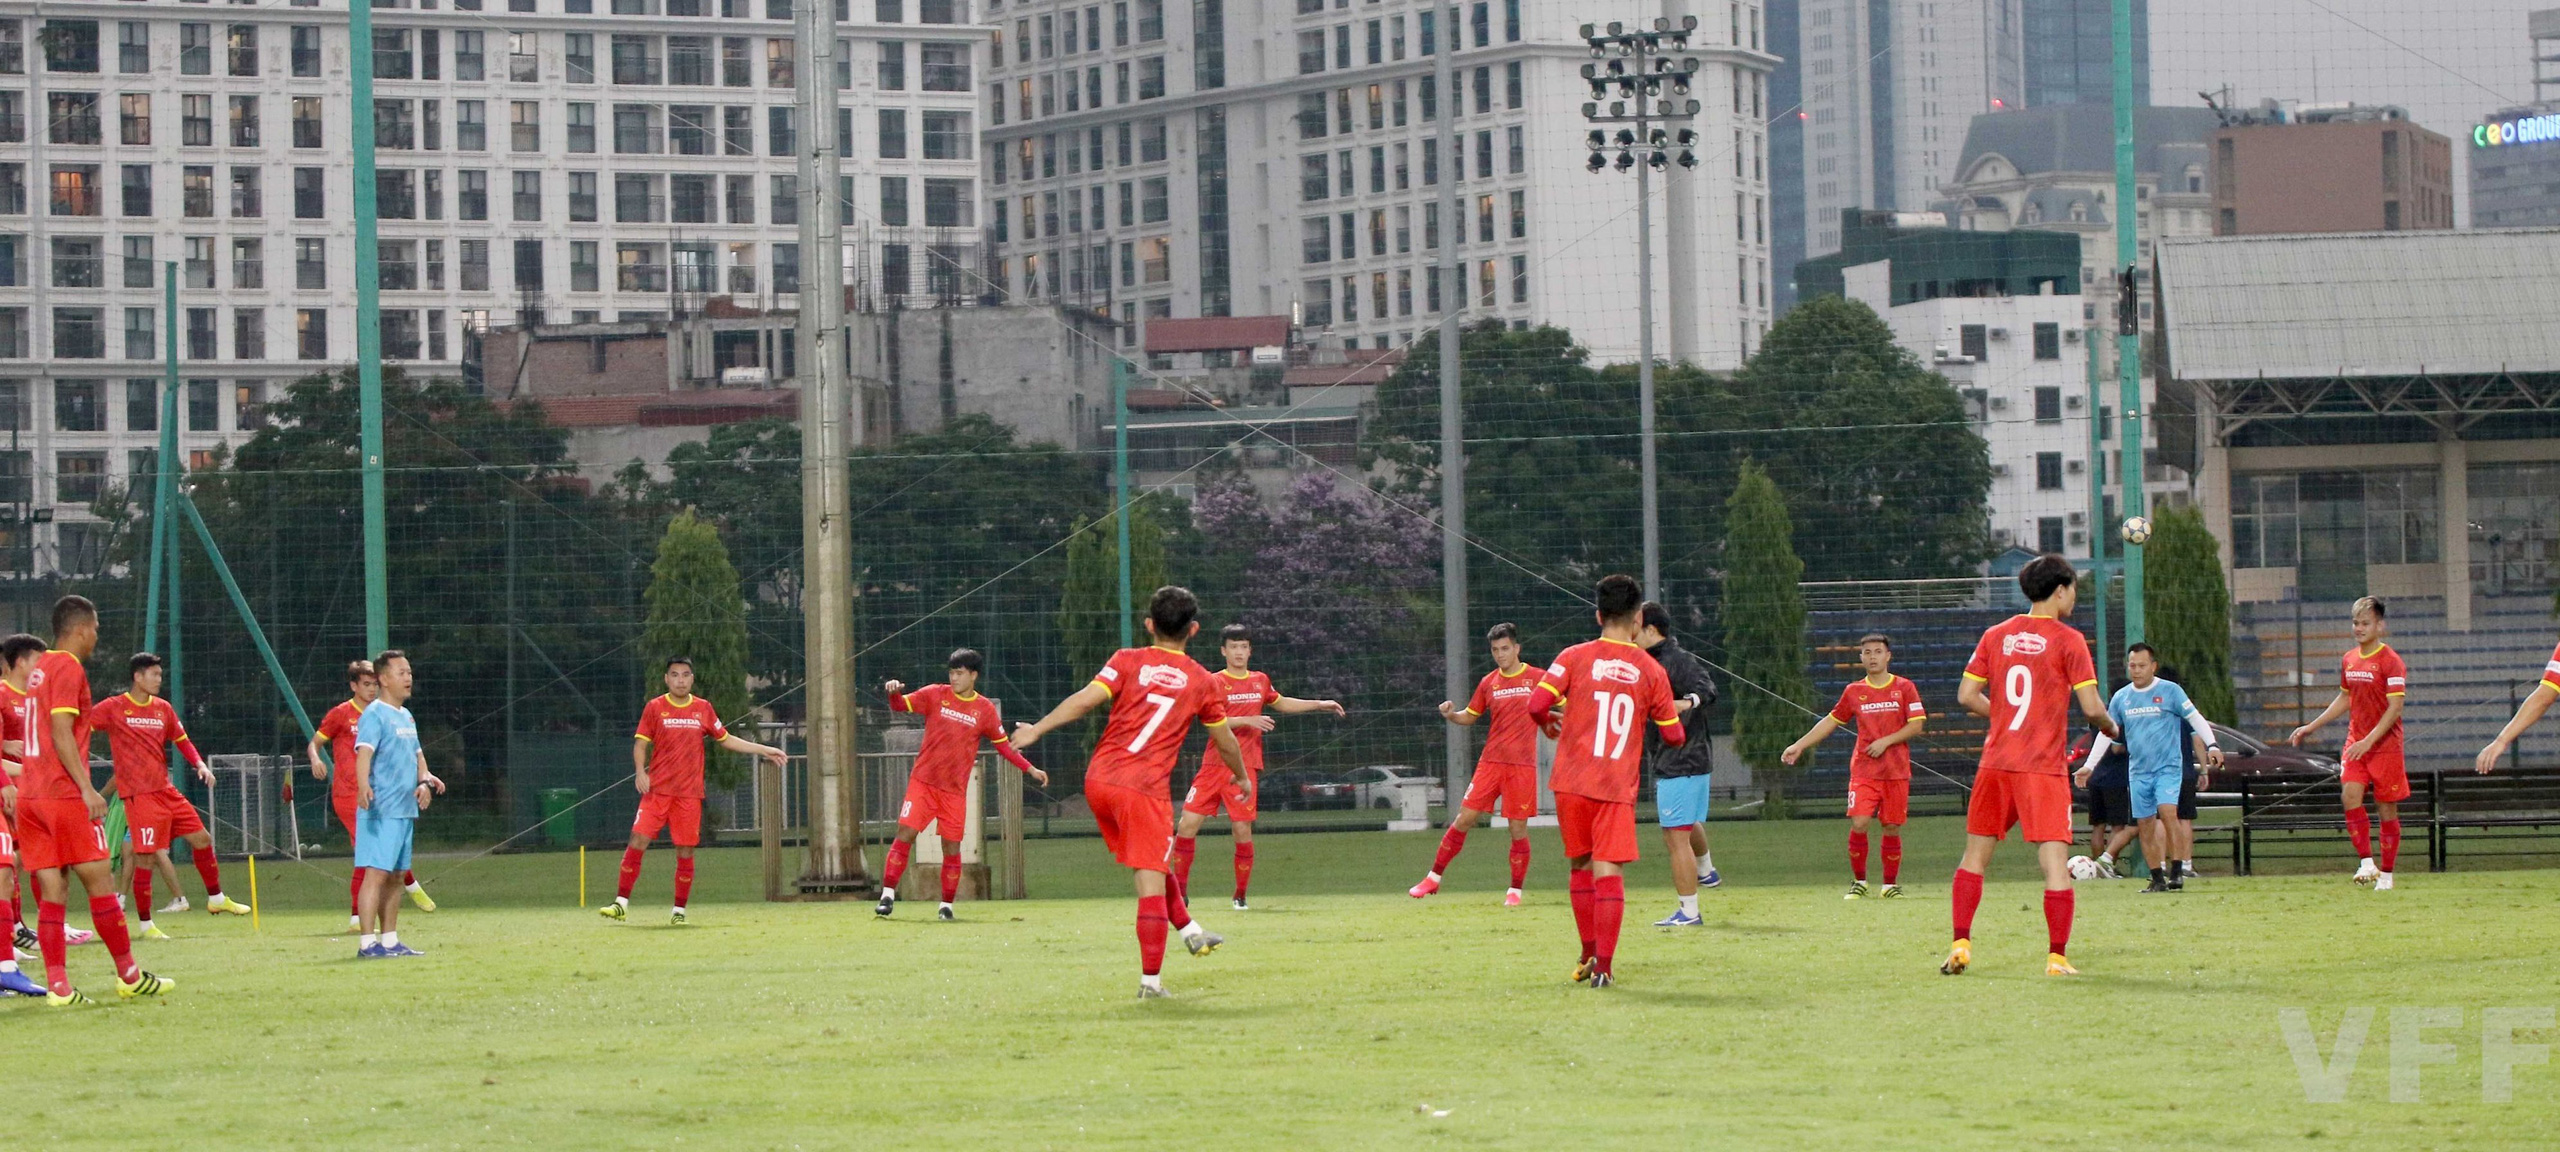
1587, 151, 1608, 172
1677, 150, 1698, 168
1614, 150, 1635, 171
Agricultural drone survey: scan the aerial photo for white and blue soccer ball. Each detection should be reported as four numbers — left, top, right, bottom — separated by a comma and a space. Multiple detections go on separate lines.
2120, 515, 2153, 546
2067, 854, 2102, 881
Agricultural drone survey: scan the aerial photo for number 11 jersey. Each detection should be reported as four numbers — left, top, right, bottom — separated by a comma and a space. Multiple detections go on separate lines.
1962, 614, 2097, 776
1085, 645, 1232, 794
1538, 638, 1680, 804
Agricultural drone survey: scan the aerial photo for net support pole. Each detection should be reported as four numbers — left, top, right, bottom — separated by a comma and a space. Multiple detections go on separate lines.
2086, 317, 2109, 696
1435, 2, 1471, 806
173, 491, 316, 745
1114, 357, 1132, 649
1636, 117, 1661, 601
2112, 0, 2145, 643
151, 264, 183, 788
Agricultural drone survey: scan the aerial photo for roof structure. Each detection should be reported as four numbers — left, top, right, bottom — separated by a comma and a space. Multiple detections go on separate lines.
1953, 105, 2219, 180
1142, 316, 1293, 354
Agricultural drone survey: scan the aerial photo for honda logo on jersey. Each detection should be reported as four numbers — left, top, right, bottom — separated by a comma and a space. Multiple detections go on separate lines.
1137, 664, 1191, 692
1591, 658, 1642, 685
2002, 633, 2050, 657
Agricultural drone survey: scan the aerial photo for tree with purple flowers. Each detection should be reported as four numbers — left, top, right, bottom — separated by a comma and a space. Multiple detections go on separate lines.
1190, 472, 1441, 711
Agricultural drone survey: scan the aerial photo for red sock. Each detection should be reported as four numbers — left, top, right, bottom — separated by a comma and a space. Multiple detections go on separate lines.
1592, 874, 1625, 975
1882, 835, 1903, 884
1164, 875, 1192, 931
38, 900, 67, 997
673, 857, 695, 907
88, 895, 138, 983
1507, 838, 1531, 889
193, 847, 222, 897
2044, 888, 2074, 956
1847, 831, 1870, 881
939, 857, 962, 904
1430, 826, 1468, 874
2379, 819, 2401, 873
1568, 869, 1596, 960
401, 869, 416, 888
1232, 843, 1255, 903
882, 840, 912, 890
1136, 895, 1168, 976
0, 897, 17, 940
2344, 806, 2372, 857
1951, 868, 1984, 941
349, 870, 363, 916
1171, 836, 1197, 891
133, 869, 153, 917
616, 846, 644, 900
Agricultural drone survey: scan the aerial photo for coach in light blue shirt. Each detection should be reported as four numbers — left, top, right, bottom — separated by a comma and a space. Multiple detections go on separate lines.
2076, 643, 2222, 892
353, 649, 444, 958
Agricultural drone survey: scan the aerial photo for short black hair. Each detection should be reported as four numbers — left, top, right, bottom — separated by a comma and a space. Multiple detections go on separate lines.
50, 594, 95, 639
1219, 624, 1252, 645
2353, 596, 2387, 620
664, 656, 695, 673
1859, 633, 1892, 651
1638, 601, 1672, 635
130, 652, 165, 676
1485, 622, 1519, 644
947, 647, 984, 672
2126, 642, 2157, 660
1147, 585, 1200, 640
373, 649, 408, 673
2017, 554, 2076, 603
346, 659, 376, 684
1595, 574, 1643, 623
0, 634, 44, 670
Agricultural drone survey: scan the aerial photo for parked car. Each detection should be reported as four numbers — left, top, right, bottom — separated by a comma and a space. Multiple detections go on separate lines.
2065, 723, 2340, 789
1343, 764, 1449, 810
1261, 767, 1356, 811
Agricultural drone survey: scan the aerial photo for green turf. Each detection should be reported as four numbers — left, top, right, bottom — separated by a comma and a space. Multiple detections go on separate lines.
12, 816, 2556, 1149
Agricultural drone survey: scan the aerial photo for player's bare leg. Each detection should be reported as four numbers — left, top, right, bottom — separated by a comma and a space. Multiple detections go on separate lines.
669, 844, 696, 923
2172, 815, 2197, 885
1410, 804, 1487, 898
1688, 824, 1717, 888
358, 866, 403, 954
2138, 813, 2174, 892
1654, 826, 1702, 926
2098, 823, 2137, 878
34, 859, 168, 1002
2340, 779, 2379, 884
1503, 817, 1530, 904
1942, 833, 2002, 975
1228, 819, 1255, 910
876, 823, 922, 917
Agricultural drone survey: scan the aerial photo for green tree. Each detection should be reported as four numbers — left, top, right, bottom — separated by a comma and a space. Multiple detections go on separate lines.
642, 510, 755, 789
2145, 505, 2235, 724
1723, 461, 1815, 807
1060, 497, 1169, 687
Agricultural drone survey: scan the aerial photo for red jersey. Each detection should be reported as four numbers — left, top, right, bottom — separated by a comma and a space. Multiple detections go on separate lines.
895, 683, 1009, 793
1085, 645, 1229, 793
1202, 669, 1279, 774
2543, 640, 2560, 695
2339, 643, 2407, 756
1962, 614, 2097, 775
1830, 675, 1925, 781
21, 650, 93, 802
1, 680, 24, 774
87, 692, 194, 798
1464, 663, 1545, 767
318, 699, 364, 801
1536, 638, 1682, 804
633, 694, 729, 799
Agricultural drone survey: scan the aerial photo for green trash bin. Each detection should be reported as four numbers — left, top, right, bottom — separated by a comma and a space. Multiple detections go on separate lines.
536, 788, 581, 848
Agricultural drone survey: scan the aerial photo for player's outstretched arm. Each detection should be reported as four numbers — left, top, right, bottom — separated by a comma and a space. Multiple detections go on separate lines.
2288, 691, 2350, 745
2478, 682, 2560, 774
1274, 696, 1346, 718
883, 681, 912, 711
1012, 683, 1111, 751
718, 733, 790, 768
1437, 701, 1479, 726
2074, 683, 2119, 739
1780, 715, 1840, 766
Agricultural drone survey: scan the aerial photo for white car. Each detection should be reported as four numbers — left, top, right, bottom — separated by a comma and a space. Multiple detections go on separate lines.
1344, 765, 1448, 810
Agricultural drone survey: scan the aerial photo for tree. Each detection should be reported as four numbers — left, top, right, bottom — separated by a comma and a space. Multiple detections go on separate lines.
1722, 461, 1815, 808
2145, 505, 2235, 724
1190, 472, 1440, 707
642, 510, 755, 789
1059, 496, 1168, 689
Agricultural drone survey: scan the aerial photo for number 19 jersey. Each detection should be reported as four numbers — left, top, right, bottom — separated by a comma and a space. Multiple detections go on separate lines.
1538, 638, 1680, 804
1085, 645, 1230, 794
1962, 614, 2098, 776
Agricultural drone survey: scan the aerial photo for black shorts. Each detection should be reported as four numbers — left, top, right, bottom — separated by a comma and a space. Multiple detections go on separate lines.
2086, 784, 2133, 827
2177, 769, 2199, 821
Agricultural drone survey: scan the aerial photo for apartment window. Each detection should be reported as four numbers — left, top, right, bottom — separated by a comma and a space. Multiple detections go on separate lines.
1140, 176, 1167, 223
767, 38, 794, 87
2032, 322, 2061, 361
125, 380, 157, 433
229, 167, 261, 218
185, 308, 217, 359
508, 101, 542, 152
670, 105, 712, 155
181, 24, 213, 76
296, 310, 326, 359
49, 93, 101, 146
456, 100, 488, 151
374, 99, 414, 150
460, 240, 490, 291
292, 97, 323, 149
123, 308, 154, 359
571, 241, 600, 293
1137, 56, 1164, 99
187, 379, 219, 431
567, 103, 597, 153
0, 313, 22, 360
514, 239, 544, 291
54, 309, 106, 359
567, 34, 596, 84
1140, 117, 1166, 161
668, 36, 710, 86
510, 32, 539, 82
878, 41, 906, 90
118, 94, 150, 145
57, 452, 106, 505
921, 111, 969, 160
613, 35, 661, 85
922, 177, 971, 227
122, 237, 152, 288
2033, 386, 2062, 423
2034, 452, 2063, 491
232, 237, 262, 288
721, 36, 751, 87
614, 104, 660, 153
228, 23, 258, 76
375, 169, 415, 220
615, 173, 659, 222
49, 237, 102, 288
768, 106, 796, 155
371, 28, 411, 79
295, 238, 325, 289
568, 171, 598, 221
670, 174, 712, 223
293, 167, 323, 218
233, 309, 264, 360
1960, 324, 1987, 362
921, 42, 969, 91
770, 174, 798, 224
877, 176, 909, 226
879, 109, 908, 158
121, 23, 152, 75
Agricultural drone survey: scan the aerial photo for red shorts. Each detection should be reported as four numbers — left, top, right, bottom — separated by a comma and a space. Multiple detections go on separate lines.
1555, 792, 1639, 864
15, 797, 109, 872
631, 792, 704, 848
0, 821, 15, 870
125, 788, 207, 855
1965, 768, 2073, 843
896, 779, 969, 842
333, 789, 361, 839
1181, 760, 1259, 822
1086, 780, 1174, 873
1462, 760, 1540, 821
1847, 776, 1910, 825
2344, 750, 2411, 804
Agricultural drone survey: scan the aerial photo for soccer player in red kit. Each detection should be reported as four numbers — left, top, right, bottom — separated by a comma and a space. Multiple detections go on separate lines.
2289, 597, 2407, 890
311, 660, 432, 927
600, 657, 787, 924
874, 648, 1049, 921
2478, 630, 2560, 775
1173, 624, 1343, 911
1782, 633, 1927, 899
1945, 556, 2118, 978
1013, 585, 1245, 998
0, 638, 49, 995
15, 598, 171, 1003
1413, 622, 1546, 905
1524, 575, 1685, 989
92, 653, 249, 938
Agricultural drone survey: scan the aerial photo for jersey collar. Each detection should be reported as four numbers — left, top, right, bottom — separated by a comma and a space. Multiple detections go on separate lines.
123, 691, 152, 706
1496, 663, 1532, 678
951, 689, 979, 701
1219, 668, 1254, 680
1862, 673, 1895, 689
1599, 637, 1643, 649
2356, 641, 2390, 659
663, 692, 694, 707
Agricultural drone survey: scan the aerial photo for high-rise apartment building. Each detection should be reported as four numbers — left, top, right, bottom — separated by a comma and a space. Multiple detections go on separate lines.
2020, 0, 2142, 110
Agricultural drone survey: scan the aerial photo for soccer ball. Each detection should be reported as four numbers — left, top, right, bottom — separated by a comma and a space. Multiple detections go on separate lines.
2120, 515, 2152, 546
2067, 855, 2102, 881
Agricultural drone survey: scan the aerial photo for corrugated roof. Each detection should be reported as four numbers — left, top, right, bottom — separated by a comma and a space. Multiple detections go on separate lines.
524, 389, 795, 428
1143, 316, 1293, 353
1955, 105, 2218, 181
2158, 229, 2560, 380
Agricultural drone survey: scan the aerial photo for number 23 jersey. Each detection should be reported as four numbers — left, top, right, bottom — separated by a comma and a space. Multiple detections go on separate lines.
1085, 645, 1232, 794
1962, 614, 2097, 776
1538, 638, 1680, 804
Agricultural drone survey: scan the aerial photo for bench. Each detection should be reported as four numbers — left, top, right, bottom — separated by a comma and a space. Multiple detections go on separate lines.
2431, 767, 2560, 871
2235, 771, 2438, 875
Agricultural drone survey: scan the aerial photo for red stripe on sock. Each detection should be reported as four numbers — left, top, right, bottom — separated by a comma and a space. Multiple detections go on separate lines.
88, 896, 137, 984
1232, 843, 1254, 902
2344, 806, 2372, 858
1882, 835, 1903, 884
1951, 868, 1984, 941
882, 840, 911, 891
616, 846, 645, 900
939, 857, 962, 904
2378, 819, 2401, 874
192, 847, 222, 897
673, 857, 696, 907
1508, 838, 1531, 889
1171, 837, 1197, 891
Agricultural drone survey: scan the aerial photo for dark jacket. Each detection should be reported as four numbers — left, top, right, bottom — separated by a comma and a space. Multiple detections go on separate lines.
1645, 638, 1718, 778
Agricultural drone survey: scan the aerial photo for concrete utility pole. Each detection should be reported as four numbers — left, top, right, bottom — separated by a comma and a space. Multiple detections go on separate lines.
2112, 0, 2146, 642
1661, 0, 1699, 364
1436, 2, 1471, 807
795, 0, 871, 895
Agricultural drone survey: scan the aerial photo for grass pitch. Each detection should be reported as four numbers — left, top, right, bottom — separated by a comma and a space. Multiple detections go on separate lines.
12, 815, 2557, 1150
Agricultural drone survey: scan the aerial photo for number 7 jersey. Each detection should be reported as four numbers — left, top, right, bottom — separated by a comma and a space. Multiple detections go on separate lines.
1538, 638, 1681, 804
1085, 645, 1232, 794
1962, 614, 2098, 775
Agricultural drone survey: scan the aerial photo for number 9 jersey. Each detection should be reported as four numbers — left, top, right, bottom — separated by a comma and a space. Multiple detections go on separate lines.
1962, 614, 2098, 775
1537, 638, 1683, 804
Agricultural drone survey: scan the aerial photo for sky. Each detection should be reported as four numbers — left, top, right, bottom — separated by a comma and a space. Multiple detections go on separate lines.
2150, 0, 2551, 222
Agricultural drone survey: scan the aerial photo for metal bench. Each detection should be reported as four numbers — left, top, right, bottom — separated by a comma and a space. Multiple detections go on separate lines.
2236, 771, 2436, 875
2430, 767, 2560, 871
